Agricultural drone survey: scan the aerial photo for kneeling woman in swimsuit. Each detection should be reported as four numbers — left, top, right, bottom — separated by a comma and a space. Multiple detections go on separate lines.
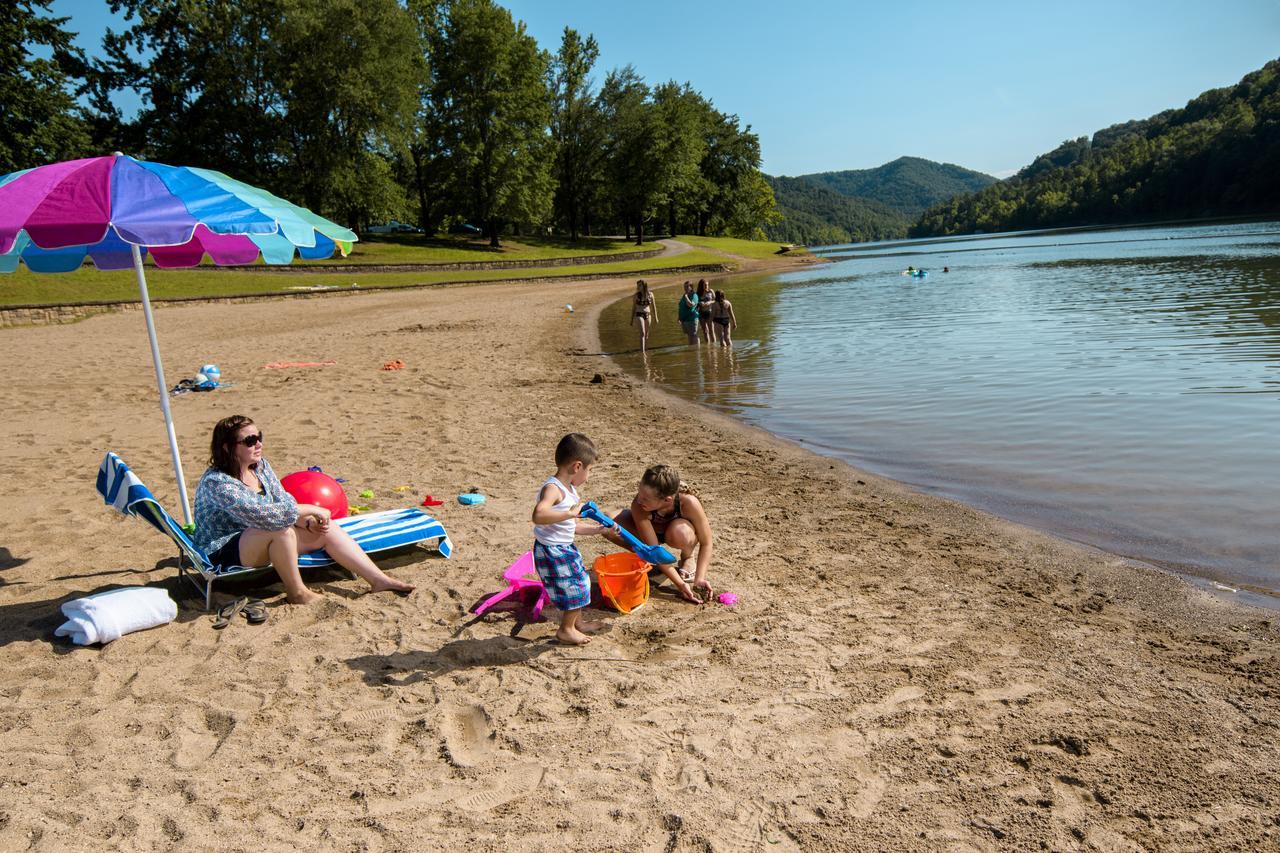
610, 464, 714, 603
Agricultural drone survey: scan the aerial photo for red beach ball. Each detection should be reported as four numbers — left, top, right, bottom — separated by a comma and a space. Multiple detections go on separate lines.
280, 470, 348, 520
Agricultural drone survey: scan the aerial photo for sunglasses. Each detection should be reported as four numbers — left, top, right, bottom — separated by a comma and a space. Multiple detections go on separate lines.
238, 432, 264, 447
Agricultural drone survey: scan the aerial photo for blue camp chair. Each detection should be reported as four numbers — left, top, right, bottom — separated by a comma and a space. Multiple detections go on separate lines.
96, 452, 452, 609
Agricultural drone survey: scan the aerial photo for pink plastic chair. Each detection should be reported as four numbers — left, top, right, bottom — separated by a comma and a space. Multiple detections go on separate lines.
473, 551, 548, 622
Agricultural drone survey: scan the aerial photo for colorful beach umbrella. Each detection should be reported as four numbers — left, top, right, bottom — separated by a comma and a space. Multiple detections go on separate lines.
0, 153, 359, 525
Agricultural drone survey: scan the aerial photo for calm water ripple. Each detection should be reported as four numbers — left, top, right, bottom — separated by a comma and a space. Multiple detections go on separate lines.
600, 221, 1280, 603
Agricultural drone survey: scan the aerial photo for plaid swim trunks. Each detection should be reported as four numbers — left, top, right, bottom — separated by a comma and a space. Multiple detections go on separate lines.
532, 541, 591, 612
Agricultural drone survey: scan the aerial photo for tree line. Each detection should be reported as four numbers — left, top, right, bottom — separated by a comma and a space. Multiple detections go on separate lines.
912, 59, 1280, 237
4, 0, 778, 247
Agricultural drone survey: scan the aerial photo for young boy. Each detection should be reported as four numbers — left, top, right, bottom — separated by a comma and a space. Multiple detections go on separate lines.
532, 433, 606, 645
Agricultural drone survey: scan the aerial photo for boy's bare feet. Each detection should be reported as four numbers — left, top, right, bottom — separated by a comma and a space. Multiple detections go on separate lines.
368, 579, 415, 595
555, 627, 592, 645
578, 619, 605, 634
286, 589, 324, 605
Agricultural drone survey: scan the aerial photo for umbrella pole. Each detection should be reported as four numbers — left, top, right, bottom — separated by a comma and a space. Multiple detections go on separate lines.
130, 244, 194, 526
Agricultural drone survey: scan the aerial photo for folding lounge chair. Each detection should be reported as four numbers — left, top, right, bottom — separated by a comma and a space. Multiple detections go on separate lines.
97, 452, 453, 610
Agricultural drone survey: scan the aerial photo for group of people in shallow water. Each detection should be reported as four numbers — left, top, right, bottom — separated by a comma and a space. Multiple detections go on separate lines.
631, 278, 738, 351
193, 418, 716, 645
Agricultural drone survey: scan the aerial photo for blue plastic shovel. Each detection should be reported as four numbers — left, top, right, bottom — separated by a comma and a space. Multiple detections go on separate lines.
579, 501, 678, 565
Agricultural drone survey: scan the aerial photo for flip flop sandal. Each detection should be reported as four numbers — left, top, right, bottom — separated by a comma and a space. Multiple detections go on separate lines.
213, 596, 249, 629
241, 598, 268, 625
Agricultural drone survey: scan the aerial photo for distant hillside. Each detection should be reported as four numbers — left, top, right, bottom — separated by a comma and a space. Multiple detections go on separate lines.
912, 59, 1280, 236
799, 156, 998, 217
764, 175, 910, 246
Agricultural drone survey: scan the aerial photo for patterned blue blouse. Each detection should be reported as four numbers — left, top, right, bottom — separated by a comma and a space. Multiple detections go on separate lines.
193, 457, 299, 554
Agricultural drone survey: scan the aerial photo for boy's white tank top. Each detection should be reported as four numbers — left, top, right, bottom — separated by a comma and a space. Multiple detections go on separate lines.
533, 476, 578, 546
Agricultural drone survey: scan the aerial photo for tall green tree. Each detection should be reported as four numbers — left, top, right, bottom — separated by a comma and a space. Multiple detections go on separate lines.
599, 66, 661, 245
694, 107, 767, 237
274, 0, 422, 225
102, 0, 288, 187
1, 0, 91, 173
419, 0, 554, 247
650, 81, 707, 238
550, 27, 602, 240
101, 0, 421, 226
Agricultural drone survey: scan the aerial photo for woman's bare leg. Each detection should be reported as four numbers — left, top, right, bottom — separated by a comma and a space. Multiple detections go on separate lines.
296, 525, 414, 594
239, 527, 322, 604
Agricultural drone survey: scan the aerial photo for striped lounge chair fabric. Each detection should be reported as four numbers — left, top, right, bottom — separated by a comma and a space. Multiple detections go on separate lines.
97, 452, 452, 609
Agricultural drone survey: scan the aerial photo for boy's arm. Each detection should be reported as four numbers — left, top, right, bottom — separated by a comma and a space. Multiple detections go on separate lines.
531, 484, 576, 524
574, 518, 606, 537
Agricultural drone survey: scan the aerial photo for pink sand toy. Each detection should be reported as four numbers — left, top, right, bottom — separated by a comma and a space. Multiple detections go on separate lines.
473, 551, 548, 622
717, 592, 739, 607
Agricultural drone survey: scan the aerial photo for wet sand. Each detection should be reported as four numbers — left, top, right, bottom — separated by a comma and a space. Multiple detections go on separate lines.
0, 257, 1277, 850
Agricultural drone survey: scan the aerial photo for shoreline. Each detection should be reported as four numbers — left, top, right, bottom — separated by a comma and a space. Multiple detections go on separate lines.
0, 262, 1276, 849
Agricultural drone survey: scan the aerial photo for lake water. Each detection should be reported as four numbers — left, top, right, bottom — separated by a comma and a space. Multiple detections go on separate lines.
599, 221, 1280, 603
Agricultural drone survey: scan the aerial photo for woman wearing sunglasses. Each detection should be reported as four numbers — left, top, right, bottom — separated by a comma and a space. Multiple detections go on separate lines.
192, 414, 414, 604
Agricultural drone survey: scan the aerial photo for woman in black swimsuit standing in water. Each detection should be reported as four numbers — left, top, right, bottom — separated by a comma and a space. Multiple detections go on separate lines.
711, 289, 737, 347
631, 279, 657, 351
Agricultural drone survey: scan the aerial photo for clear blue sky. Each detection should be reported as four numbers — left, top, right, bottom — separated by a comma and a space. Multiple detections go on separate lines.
51, 0, 1280, 177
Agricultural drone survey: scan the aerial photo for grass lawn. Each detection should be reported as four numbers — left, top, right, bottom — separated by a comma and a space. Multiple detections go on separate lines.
299, 234, 661, 265
678, 235, 809, 260
0, 251, 729, 307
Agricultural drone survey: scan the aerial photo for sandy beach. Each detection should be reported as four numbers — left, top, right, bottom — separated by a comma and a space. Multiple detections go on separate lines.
1, 256, 1277, 851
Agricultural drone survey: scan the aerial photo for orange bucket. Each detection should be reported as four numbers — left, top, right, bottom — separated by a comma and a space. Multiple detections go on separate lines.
593, 552, 650, 614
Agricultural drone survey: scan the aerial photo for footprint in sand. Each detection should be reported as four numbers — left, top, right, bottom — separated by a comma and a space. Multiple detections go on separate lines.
170, 708, 235, 770
440, 704, 495, 768
713, 804, 801, 853
848, 759, 888, 819
449, 762, 545, 812
974, 682, 1041, 704
852, 685, 925, 721
677, 762, 712, 794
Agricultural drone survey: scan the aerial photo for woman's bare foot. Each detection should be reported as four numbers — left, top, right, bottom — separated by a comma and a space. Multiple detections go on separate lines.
368, 578, 415, 595
555, 627, 592, 645
286, 588, 324, 605
578, 619, 605, 634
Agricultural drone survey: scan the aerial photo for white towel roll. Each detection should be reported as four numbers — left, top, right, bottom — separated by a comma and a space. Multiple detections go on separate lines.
54, 587, 178, 646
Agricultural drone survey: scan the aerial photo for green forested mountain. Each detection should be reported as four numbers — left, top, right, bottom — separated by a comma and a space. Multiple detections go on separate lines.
762, 156, 996, 245
763, 175, 909, 245
799, 156, 998, 217
912, 59, 1280, 237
